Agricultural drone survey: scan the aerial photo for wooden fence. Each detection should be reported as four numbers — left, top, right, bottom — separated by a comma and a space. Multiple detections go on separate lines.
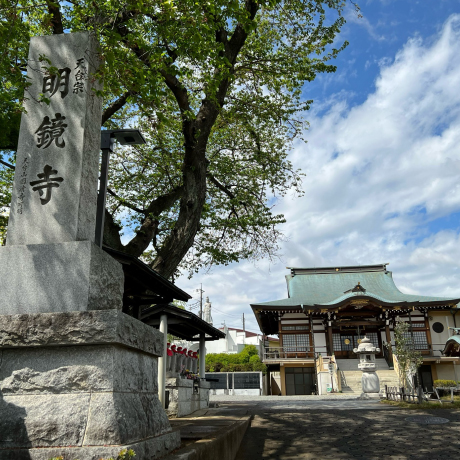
385, 385, 422, 403
385, 385, 459, 404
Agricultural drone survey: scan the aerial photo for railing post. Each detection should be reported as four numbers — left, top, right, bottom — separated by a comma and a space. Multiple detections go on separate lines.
385, 384, 388, 400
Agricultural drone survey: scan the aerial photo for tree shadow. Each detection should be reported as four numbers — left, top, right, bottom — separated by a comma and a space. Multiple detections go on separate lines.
235, 407, 460, 459
0, 390, 32, 460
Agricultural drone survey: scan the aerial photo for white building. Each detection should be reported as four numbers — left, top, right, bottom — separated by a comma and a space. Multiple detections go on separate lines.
173, 297, 269, 356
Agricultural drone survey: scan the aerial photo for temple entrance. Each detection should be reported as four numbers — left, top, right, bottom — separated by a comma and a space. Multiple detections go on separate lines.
285, 367, 315, 395
332, 330, 383, 358
414, 365, 434, 392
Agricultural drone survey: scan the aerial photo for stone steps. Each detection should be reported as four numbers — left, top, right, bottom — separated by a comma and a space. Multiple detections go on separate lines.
337, 360, 399, 393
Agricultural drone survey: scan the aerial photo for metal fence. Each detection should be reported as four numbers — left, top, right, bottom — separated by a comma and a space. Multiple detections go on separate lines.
206, 372, 263, 395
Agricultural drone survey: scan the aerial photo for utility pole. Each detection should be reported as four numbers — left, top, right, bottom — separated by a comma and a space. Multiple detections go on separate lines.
242, 313, 245, 344
199, 283, 203, 319
195, 284, 204, 319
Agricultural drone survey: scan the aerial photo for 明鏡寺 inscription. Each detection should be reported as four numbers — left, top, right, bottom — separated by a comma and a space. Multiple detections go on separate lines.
29, 165, 64, 205
42, 67, 71, 99
35, 113, 67, 148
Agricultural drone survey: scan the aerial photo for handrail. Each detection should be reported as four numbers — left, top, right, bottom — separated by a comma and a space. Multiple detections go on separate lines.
382, 342, 394, 368
340, 370, 348, 388
263, 346, 328, 360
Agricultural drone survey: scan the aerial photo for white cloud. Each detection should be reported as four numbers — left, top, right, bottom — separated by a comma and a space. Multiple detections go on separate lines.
178, 14, 460, 334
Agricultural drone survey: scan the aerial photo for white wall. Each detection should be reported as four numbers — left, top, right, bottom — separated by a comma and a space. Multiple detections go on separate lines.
435, 363, 457, 381
429, 312, 454, 354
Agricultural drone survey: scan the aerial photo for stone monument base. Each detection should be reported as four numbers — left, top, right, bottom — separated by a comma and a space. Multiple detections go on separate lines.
0, 310, 180, 460
166, 377, 210, 417
0, 434, 180, 460
0, 241, 124, 315
358, 392, 381, 400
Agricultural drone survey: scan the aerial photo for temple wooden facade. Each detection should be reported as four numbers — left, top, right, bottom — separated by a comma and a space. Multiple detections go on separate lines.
251, 264, 460, 396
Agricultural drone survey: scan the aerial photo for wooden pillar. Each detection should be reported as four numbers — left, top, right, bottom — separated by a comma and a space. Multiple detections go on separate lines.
385, 322, 393, 360
310, 313, 319, 394
327, 324, 334, 357
265, 369, 271, 395
425, 313, 433, 355
199, 334, 206, 378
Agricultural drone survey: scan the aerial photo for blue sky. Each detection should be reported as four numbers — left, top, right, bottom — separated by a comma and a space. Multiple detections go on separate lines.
177, 1, 460, 333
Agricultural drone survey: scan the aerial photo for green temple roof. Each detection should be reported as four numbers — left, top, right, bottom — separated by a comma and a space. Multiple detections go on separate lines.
251, 264, 460, 309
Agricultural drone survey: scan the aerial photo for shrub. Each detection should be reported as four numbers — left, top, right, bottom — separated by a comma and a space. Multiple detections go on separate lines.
206, 345, 267, 373
433, 379, 459, 388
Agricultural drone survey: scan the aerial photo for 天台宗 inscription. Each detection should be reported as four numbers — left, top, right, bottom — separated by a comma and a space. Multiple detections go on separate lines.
7, 32, 102, 246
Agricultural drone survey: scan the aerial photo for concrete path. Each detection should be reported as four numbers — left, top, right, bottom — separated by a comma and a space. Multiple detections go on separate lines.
207, 396, 460, 460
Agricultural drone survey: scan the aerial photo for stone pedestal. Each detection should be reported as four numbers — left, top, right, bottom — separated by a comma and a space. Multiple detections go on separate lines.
362, 371, 380, 393
166, 378, 210, 418
0, 311, 181, 460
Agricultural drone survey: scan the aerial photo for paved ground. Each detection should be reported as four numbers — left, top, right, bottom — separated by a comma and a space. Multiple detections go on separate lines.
207, 396, 460, 460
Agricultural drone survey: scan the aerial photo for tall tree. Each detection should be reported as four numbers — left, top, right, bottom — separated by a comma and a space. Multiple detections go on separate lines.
0, 0, 349, 277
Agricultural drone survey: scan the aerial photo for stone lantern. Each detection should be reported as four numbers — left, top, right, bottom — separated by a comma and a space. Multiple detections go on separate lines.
353, 336, 381, 398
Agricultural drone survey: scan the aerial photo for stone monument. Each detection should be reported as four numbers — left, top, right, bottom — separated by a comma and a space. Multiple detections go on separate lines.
0, 32, 180, 459
353, 336, 381, 399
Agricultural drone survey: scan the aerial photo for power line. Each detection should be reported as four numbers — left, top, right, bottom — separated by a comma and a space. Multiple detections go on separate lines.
212, 306, 241, 317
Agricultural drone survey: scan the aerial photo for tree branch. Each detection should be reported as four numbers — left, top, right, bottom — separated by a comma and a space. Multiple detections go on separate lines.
106, 187, 144, 214
0, 159, 15, 169
46, 1, 64, 34
102, 90, 136, 125
159, 69, 192, 114
119, 34, 192, 116
123, 216, 159, 257
207, 172, 236, 199
145, 185, 184, 216
104, 185, 184, 258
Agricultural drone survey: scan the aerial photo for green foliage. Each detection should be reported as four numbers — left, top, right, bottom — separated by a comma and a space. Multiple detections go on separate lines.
433, 379, 459, 388
206, 344, 266, 373
172, 300, 186, 310
381, 398, 460, 410
103, 448, 136, 460
0, 0, 349, 277
386, 318, 423, 390
47, 448, 135, 460
0, 152, 14, 245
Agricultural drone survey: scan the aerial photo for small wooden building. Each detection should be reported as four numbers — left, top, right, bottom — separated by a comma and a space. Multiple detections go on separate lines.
251, 264, 460, 396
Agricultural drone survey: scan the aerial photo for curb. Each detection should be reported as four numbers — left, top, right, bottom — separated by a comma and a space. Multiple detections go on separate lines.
164, 416, 251, 460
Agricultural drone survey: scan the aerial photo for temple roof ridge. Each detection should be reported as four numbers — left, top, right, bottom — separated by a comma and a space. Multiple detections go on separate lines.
287, 264, 389, 275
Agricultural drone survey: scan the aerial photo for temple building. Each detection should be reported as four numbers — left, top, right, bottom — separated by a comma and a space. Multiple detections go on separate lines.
251, 264, 460, 396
